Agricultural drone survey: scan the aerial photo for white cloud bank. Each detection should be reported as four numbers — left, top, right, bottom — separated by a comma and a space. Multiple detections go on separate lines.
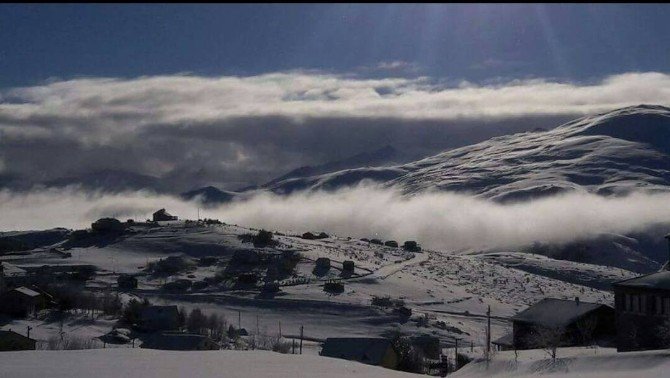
2, 186, 670, 252
1, 71, 669, 143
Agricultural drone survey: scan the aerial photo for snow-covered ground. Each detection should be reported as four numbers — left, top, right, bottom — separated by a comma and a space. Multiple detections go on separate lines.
0, 349, 422, 378
453, 347, 670, 378
1, 221, 635, 350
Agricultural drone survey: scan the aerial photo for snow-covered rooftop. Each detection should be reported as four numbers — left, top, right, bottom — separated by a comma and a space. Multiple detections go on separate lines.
11, 286, 41, 297
613, 270, 670, 290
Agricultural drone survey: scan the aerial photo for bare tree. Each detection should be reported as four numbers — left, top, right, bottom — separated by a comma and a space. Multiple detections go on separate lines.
187, 307, 208, 334
528, 325, 564, 361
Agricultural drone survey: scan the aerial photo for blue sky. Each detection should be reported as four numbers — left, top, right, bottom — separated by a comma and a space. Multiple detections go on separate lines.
1, 4, 669, 88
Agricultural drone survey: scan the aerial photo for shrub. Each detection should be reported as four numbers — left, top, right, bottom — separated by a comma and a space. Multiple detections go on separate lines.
254, 230, 274, 247
324, 280, 344, 294
147, 256, 194, 275
162, 279, 192, 293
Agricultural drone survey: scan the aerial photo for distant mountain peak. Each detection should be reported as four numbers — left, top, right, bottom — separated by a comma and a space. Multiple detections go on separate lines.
181, 186, 237, 205
261, 144, 403, 187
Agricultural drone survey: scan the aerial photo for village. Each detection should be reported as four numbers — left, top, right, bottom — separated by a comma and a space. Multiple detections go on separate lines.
1, 208, 669, 376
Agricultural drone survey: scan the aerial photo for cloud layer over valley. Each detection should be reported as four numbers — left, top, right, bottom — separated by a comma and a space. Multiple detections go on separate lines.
3, 186, 670, 254
1, 71, 669, 191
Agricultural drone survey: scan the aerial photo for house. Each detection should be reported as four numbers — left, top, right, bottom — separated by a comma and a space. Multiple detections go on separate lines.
0, 262, 28, 289
140, 332, 219, 351
612, 236, 670, 351
411, 334, 441, 360
403, 241, 422, 252
139, 305, 180, 331
0, 286, 46, 318
315, 258, 331, 270
342, 260, 355, 275
492, 333, 515, 351
510, 297, 615, 350
153, 209, 178, 222
320, 337, 398, 369
117, 274, 138, 290
0, 330, 36, 351
0, 264, 5, 294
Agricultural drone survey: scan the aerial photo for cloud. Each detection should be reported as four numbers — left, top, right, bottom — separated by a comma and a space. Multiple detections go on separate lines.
0, 71, 668, 190
2, 71, 668, 129
2, 186, 670, 254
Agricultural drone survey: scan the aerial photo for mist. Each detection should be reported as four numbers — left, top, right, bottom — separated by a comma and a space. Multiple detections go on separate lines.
2, 186, 670, 252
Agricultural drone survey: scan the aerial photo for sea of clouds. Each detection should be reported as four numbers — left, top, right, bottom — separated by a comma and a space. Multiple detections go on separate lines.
3, 185, 670, 252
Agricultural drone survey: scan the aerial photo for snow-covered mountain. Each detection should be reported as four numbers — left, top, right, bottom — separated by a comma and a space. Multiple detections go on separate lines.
261, 105, 670, 201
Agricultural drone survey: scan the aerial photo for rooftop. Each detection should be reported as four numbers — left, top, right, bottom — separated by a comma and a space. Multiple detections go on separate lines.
511, 298, 611, 328
11, 286, 41, 297
492, 333, 514, 347
613, 270, 670, 291
0, 330, 36, 342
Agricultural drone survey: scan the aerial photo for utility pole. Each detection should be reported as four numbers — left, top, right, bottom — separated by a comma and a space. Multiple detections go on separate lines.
238, 310, 241, 331
486, 305, 491, 356
299, 325, 304, 354
454, 337, 459, 371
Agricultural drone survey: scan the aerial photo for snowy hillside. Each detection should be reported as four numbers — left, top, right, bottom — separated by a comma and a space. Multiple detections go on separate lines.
453, 347, 670, 378
1, 222, 636, 351
389, 104, 670, 201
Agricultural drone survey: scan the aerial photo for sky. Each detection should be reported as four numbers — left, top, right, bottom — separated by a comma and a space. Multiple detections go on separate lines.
0, 4, 669, 192
1, 4, 669, 87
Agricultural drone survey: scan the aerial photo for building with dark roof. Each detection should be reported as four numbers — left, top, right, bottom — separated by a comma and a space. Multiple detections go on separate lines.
0, 286, 46, 318
510, 298, 615, 350
0, 330, 36, 351
612, 242, 670, 352
492, 333, 514, 351
320, 337, 398, 369
153, 209, 178, 222
612, 235, 670, 352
